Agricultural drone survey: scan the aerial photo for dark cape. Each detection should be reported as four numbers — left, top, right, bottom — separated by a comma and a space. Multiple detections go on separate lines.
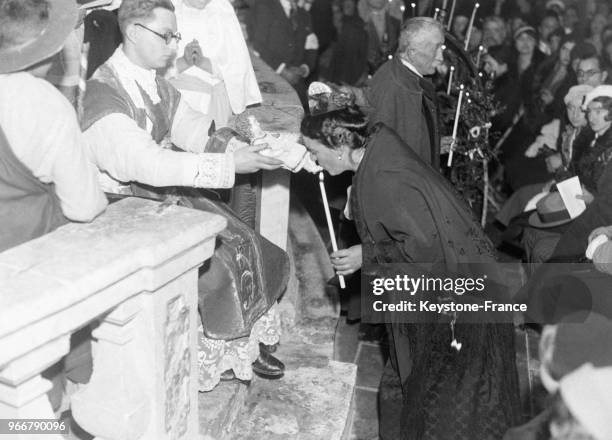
367, 57, 441, 170
351, 124, 521, 440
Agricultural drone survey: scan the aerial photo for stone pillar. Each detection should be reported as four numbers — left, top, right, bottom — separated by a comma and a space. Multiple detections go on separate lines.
71, 248, 203, 440
0, 336, 70, 440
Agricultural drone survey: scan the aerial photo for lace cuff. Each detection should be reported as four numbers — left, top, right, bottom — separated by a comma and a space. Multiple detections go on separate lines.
194, 153, 235, 188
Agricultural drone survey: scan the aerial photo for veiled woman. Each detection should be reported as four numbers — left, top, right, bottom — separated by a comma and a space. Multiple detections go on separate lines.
301, 108, 521, 440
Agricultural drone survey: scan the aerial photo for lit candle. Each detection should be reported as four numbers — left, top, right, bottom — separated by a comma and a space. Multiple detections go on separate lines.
447, 0, 456, 30
464, 2, 480, 51
318, 173, 345, 289
447, 84, 465, 167
447, 65, 455, 95
475, 45, 484, 66
434, 7, 440, 19
411, 2, 416, 16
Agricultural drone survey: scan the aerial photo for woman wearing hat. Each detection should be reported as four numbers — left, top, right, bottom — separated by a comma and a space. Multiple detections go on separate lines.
301, 108, 521, 439
498, 25, 551, 190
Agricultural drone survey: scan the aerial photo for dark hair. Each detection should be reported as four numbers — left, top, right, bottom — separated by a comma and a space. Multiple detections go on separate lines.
591, 96, 612, 121
301, 107, 368, 150
0, 0, 48, 49
571, 42, 599, 65
118, 0, 174, 34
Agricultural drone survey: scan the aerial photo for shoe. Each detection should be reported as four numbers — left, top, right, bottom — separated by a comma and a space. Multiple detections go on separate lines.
252, 349, 285, 379
259, 342, 278, 353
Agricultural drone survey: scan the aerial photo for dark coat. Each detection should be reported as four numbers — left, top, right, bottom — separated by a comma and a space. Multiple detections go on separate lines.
367, 57, 441, 170
329, 14, 369, 86
365, 12, 400, 73
249, 0, 317, 72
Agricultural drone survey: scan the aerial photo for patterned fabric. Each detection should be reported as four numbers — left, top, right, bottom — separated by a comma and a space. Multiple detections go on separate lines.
197, 306, 280, 391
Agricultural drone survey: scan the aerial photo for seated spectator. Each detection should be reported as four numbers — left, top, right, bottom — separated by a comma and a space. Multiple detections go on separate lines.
483, 15, 509, 49
525, 86, 612, 263
497, 84, 592, 228
537, 11, 561, 56
586, 13, 608, 55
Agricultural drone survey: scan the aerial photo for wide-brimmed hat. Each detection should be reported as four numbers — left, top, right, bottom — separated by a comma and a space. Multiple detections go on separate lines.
513, 25, 537, 41
529, 191, 576, 228
0, 0, 78, 74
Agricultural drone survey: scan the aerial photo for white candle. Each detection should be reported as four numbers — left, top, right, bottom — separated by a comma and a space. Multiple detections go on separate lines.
411, 2, 416, 16
434, 7, 440, 19
318, 172, 345, 289
475, 45, 484, 66
447, 84, 465, 167
464, 2, 480, 51
447, 0, 456, 30
442, 0, 448, 9
447, 65, 455, 95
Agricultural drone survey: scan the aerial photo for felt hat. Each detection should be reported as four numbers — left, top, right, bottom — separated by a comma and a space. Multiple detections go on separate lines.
513, 25, 537, 41
583, 85, 612, 108
528, 192, 578, 228
560, 364, 612, 440
0, 0, 78, 74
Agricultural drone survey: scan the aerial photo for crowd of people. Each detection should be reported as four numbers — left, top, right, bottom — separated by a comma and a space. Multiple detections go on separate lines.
2, 0, 612, 439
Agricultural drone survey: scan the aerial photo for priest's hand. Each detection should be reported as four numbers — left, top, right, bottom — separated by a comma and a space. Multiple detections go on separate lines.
331, 245, 362, 276
233, 143, 283, 173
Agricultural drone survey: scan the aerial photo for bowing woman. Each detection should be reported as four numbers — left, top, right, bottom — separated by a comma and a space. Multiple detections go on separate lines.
301, 108, 521, 440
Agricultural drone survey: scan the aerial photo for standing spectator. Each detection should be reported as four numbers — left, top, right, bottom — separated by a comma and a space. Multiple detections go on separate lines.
364, 0, 400, 74
366, 17, 445, 175
328, 0, 369, 86
310, 0, 336, 55
250, 0, 319, 108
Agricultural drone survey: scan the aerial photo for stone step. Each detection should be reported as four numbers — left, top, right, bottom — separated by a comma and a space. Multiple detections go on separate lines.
199, 381, 250, 440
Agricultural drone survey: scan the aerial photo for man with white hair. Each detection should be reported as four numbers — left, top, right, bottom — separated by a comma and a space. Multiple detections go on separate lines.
367, 17, 445, 169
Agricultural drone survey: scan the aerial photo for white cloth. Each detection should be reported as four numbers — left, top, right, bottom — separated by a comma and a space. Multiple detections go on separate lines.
0, 72, 107, 222
172, 0, 262, 114
84, 48, 235, 193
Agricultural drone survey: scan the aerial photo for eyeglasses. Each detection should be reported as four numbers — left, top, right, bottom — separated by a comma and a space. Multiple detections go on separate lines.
134, 23, 181, 45
576, 69, 601, 78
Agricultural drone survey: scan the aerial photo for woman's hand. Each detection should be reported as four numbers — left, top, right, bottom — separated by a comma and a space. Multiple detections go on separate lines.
330, 245, 362, 276
545, 153, 563, 173
576, 185, 595, 204
540, 89, 554, 106
440, 136, 454, 154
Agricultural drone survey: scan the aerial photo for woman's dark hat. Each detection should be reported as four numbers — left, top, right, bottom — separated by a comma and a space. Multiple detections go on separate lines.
528, 192, 578, 228
0, 0, 78, 74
